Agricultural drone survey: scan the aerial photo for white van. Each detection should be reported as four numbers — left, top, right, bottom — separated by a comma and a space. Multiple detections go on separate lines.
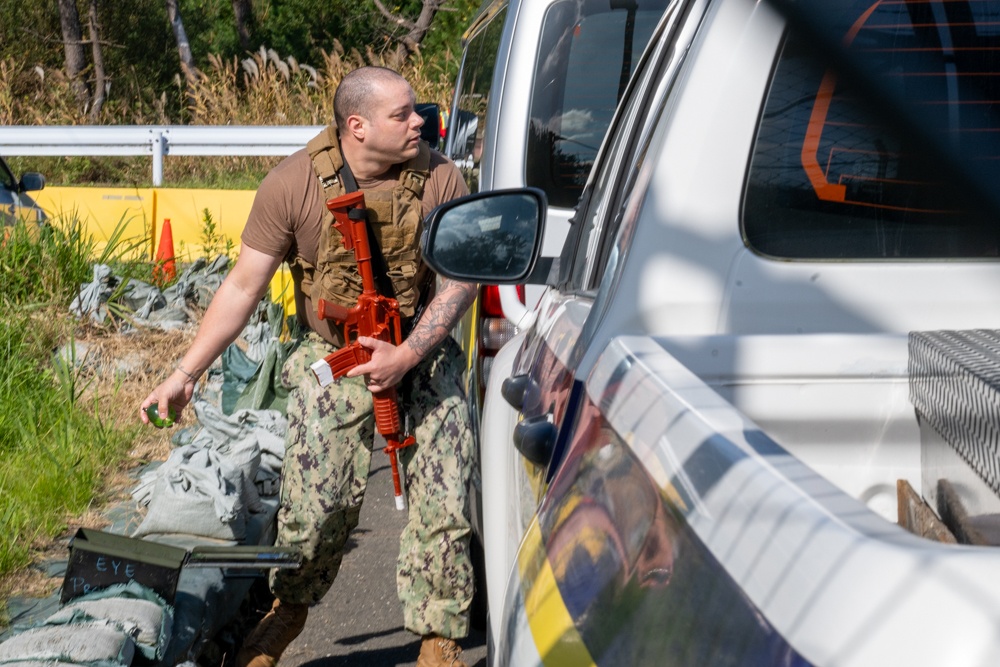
445, 0, 670, 424
443, 0, 671, 636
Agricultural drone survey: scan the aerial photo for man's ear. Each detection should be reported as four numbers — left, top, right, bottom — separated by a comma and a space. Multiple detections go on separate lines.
345, 114, 366, 141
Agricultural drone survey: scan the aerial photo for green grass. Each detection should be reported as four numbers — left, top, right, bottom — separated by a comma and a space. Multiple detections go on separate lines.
8, 155, 281, 190
0, 216, 144, 582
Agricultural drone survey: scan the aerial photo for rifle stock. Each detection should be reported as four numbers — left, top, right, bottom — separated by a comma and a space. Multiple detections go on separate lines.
307, 190, 415, 511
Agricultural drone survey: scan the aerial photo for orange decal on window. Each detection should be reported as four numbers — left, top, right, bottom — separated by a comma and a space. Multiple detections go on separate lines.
801, 0, 884, 203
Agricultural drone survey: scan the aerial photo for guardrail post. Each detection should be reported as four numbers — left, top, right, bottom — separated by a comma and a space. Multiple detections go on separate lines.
152, 131, 164, 186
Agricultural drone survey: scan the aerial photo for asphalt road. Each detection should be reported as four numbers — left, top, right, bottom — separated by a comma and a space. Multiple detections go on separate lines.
280, 449, 488, 667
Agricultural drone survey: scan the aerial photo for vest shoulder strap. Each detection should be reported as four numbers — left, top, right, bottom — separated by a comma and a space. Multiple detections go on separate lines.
399, 142, 431, 199
307, 125, 344, 192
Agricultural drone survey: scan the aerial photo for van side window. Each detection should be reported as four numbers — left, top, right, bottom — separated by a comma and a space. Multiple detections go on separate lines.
563, 0, 695, 293
744, 2, 1000, 259
449, 6, 508, 194
526, 0, 669, 209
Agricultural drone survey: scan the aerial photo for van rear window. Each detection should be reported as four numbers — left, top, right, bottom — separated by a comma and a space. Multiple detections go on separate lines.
744, 0, 1000, 259
526, 0, 670, 208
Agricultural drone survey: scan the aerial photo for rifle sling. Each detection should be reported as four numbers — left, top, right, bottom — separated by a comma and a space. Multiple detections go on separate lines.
339, 157, 397, 301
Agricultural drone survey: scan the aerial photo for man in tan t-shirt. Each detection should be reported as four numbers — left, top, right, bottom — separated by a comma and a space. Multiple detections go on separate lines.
141, 66, 477, 667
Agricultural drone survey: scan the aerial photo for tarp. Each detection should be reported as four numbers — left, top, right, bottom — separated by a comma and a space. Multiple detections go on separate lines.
69, 256, 230, 331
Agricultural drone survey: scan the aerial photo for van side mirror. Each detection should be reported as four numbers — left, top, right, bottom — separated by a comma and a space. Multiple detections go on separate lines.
422, 188, 547, 284
19, 172, 45, 193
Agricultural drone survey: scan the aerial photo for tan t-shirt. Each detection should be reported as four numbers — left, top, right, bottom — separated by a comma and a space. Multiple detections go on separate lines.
241, 145, 469, 346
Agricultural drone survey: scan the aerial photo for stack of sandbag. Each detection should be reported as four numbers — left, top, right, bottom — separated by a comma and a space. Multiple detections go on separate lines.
0, 582, 173, 666
131, 401, 287, 541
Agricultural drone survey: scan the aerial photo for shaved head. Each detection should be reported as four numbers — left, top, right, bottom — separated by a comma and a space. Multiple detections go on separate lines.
334, 66, 424, 177
334, 66, 413, 129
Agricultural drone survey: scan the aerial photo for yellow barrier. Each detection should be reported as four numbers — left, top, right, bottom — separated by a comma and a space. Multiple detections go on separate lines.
36, 186, 296, 317
37, 187, 154, 258
36, 186, 257, 259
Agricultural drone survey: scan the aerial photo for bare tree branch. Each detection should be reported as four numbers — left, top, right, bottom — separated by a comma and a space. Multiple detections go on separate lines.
372, 0, 417, 31
372, 0, 447, 65
87, 0, 106, 121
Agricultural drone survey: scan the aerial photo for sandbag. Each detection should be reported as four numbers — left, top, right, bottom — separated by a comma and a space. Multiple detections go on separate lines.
221, 344, 260, 415
45, 582, 173, 663
162, 255, 228, 310
240, 300, 272, 363
121, 280, 165, 316
190, 402, 265, 511
132, 445, 248, 541
0, 620, 134, 666
132, 403, 287, 510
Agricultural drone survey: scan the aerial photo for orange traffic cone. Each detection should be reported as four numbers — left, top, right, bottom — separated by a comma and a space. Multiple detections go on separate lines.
154, 218, 176, 286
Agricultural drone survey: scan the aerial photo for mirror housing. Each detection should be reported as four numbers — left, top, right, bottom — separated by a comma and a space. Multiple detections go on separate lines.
19, 172, 44, 193
422, 188, 547, 284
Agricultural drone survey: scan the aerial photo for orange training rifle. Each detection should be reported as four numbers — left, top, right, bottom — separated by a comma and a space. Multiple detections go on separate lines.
308, 191, 415, 511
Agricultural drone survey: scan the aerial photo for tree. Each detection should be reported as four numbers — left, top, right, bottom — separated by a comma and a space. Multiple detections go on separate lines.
86, 0, 106, 121
57, 0, 90, 109
165, 0, 197, 87
56, 0, 107, 119
231, 0, 253, 52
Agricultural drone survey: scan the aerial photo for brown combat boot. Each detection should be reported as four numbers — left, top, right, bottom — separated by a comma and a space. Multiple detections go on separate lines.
236, 598, 309, 667
416, 635, 468, 667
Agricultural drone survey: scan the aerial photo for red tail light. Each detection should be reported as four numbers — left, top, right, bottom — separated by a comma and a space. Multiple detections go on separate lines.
481, 285, 524, 318
477, 285, 527, 397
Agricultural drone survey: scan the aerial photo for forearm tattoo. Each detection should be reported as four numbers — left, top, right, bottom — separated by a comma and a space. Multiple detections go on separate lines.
406, 279, 478, 358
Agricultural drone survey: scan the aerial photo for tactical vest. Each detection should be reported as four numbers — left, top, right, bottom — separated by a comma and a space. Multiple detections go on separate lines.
294, 125, 431, 321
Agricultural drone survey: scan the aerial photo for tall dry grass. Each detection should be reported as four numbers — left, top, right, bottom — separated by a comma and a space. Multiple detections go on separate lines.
1, 41, 456, 188
0, 41, 456, 128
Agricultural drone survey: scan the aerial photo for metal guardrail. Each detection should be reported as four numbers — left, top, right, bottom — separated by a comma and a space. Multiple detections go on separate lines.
0, 125, 325, 186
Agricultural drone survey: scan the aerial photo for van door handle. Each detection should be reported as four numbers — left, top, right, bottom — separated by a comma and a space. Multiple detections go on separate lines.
513, 415, 557, 468
501, 374, 530, 410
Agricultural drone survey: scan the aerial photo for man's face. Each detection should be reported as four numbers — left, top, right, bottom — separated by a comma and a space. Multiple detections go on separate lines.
360, 79, 424, 165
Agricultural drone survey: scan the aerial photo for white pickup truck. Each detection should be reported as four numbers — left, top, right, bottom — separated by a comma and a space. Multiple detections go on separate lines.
423, 0, 1000, 664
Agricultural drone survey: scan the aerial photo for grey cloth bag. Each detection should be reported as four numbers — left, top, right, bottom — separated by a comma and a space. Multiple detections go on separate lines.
69, 264, 116, 324
44, 582, 173, 663
132, 445, 248, 541
0, 620, 135, 667
189, 401, 267, 511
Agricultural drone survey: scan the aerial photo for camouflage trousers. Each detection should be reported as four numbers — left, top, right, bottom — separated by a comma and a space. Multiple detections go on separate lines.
270, 331, 475, 639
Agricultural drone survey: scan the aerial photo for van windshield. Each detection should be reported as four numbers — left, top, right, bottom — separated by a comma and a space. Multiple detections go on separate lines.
745, 0, 1000, 259
526, 0, 670, 208
0, 158, 17, 193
